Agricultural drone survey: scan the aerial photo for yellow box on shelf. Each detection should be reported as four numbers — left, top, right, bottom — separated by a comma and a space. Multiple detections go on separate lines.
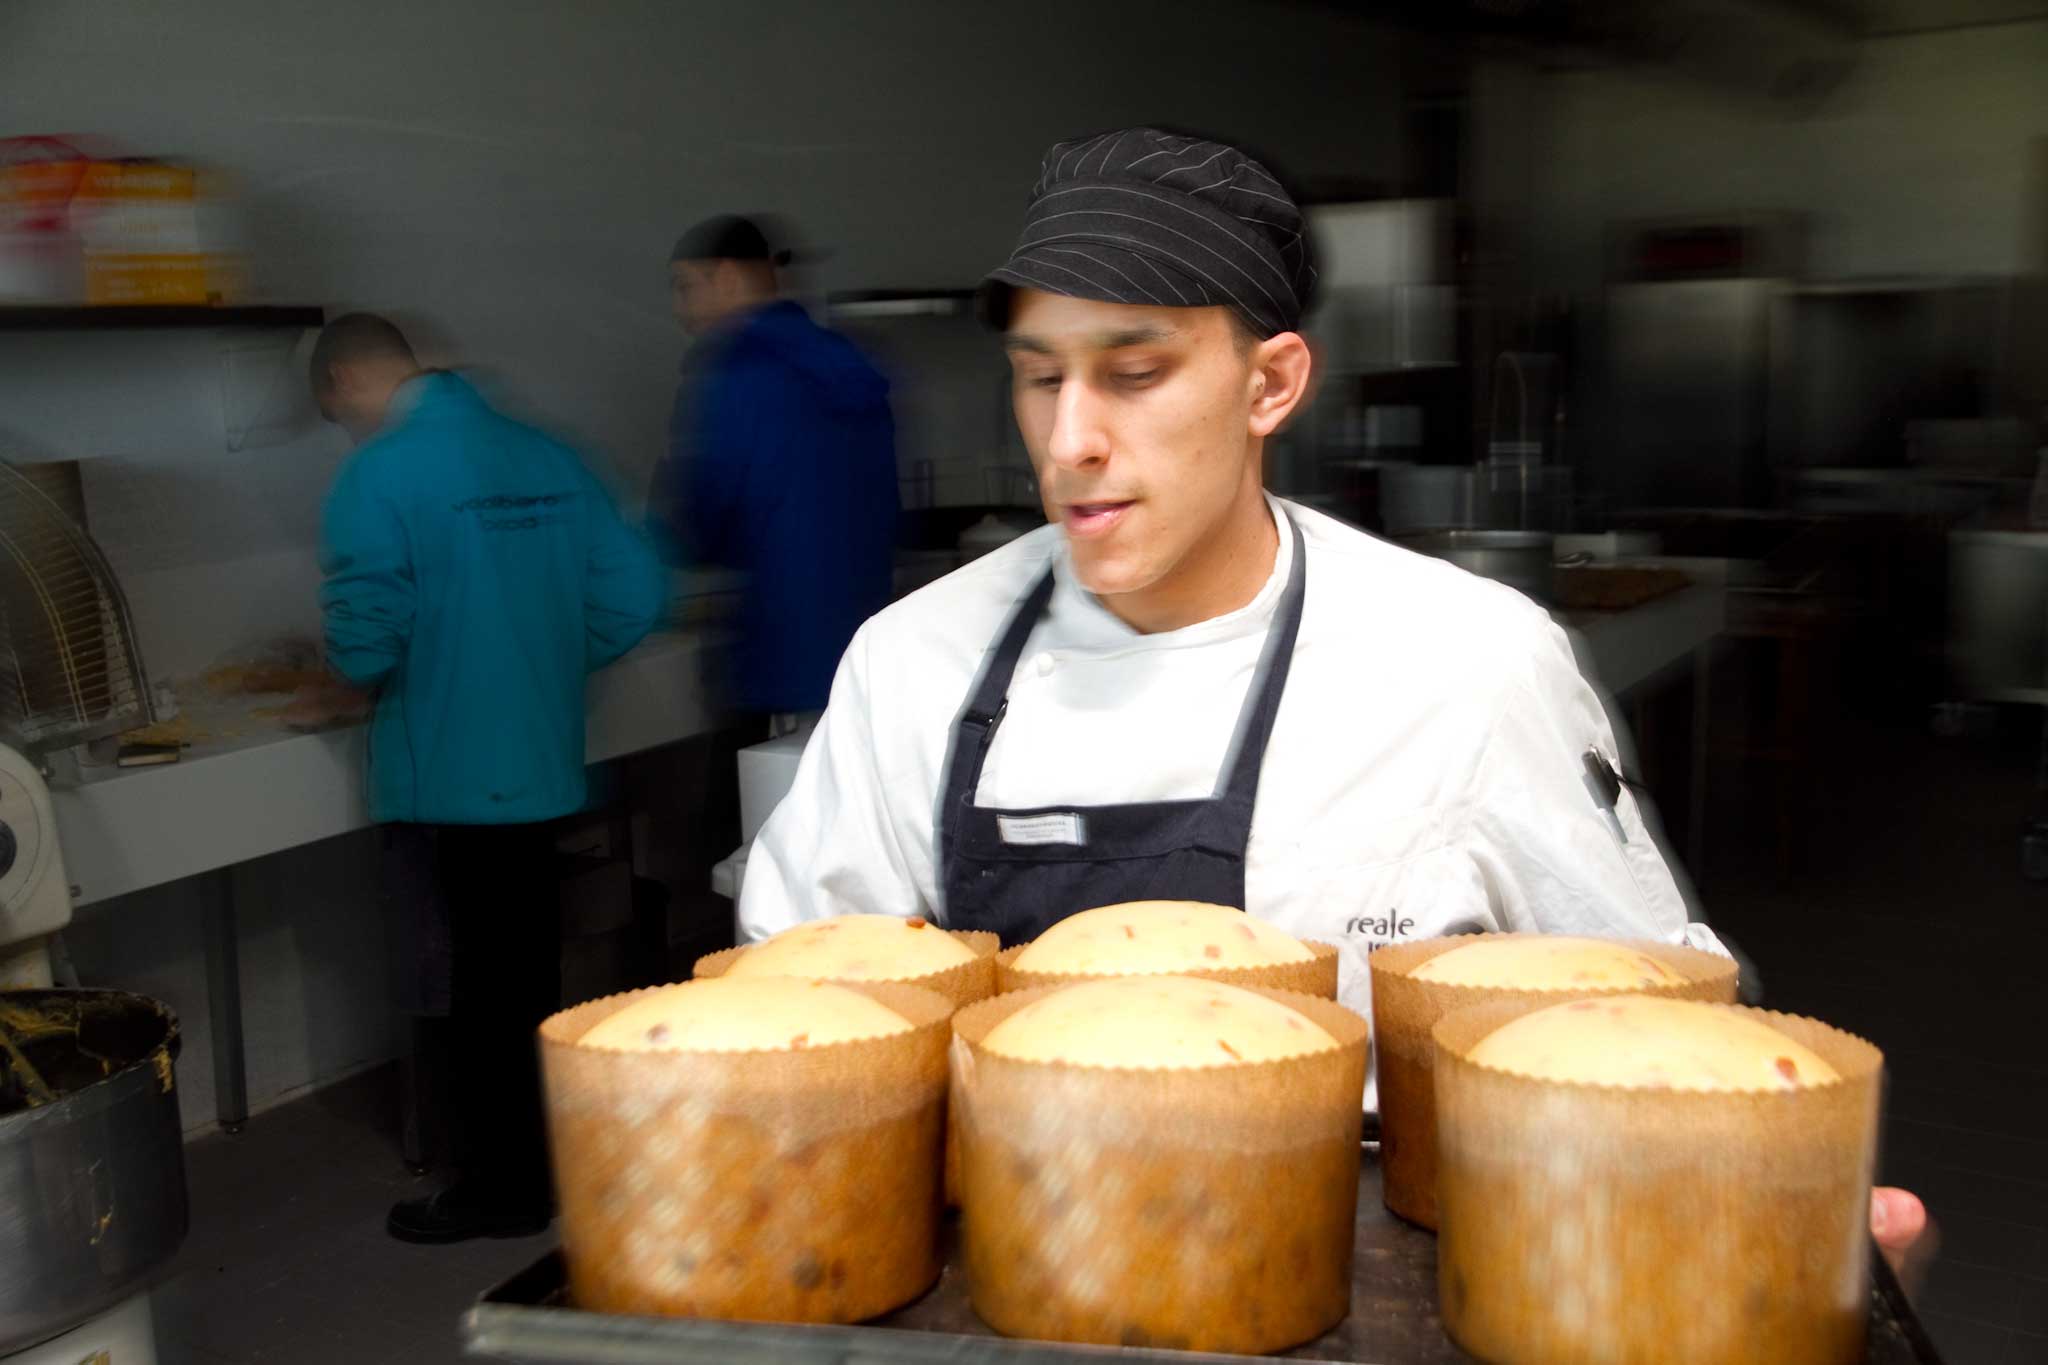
71, 159, 244, 306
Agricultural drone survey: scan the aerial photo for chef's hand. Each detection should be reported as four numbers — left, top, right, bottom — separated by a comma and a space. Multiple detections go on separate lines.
1871, 1187, 1934, 1295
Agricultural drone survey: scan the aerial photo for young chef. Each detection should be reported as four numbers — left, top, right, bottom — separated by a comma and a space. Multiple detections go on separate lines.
737, 128, 1926, 1268
741, 128, 1686, 970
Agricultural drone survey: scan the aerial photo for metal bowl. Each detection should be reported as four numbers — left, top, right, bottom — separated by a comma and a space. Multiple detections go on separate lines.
1396, 530, 1557, 604
1, 989, 188, 1354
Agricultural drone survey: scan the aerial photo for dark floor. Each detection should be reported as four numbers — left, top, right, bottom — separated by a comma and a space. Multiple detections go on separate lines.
148, 707, 2047, 1365
152, 1071, 548, 1365
1702, 705, 2048, 1365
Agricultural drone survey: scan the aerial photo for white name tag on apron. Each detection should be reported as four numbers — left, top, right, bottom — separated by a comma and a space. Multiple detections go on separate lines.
998, 812, 1087, 847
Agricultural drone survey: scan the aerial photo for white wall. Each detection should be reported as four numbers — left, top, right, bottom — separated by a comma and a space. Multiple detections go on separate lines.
1515, 21, 2048, 496
3, 0, 1415, 1124
5, 0, 1412, 670
1530, 20, 2048, 289
58, 830, 394, 1134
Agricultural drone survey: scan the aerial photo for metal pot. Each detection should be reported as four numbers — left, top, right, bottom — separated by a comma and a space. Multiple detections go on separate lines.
1, 989, 188, 1354
956, 512, 1038, 564
1397, 530, 1556, 604
1378, 465, 1476, 536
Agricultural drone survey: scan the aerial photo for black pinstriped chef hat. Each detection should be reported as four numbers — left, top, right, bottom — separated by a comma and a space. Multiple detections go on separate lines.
979, 127, 1317, 339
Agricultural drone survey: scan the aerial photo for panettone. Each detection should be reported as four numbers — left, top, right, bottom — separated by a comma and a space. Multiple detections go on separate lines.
722, 913, 979, 981
1368, 933, 1739, 1228
1409, 934, 1688, 990
693, 917, 999, 1209
541, 979, 952, 1326
998, 902, 1339, 998
981, 975, 1337, 1067
579, 976, 911, 1053
951, 981, 1369, 1354
694, 917, 999, 1010
1011, 901, 1315, 973
1467, 993, 1839, 1090
1433, 997, 1881, 1365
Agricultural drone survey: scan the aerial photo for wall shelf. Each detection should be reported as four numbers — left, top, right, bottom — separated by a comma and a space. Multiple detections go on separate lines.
826, 290, 974, 319
0, 306, 326, 450
0, 304, 325, 331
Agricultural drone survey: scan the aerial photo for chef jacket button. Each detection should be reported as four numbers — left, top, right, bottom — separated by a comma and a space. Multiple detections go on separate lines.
1036, 653, 1057, 676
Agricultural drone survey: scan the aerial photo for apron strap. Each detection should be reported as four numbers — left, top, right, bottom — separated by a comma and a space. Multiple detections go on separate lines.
1216, 510, 1308, 804
944, 563, 1058, 816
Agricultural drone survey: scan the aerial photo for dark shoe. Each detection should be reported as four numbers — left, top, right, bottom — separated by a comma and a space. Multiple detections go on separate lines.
386, 1186, 550, 1244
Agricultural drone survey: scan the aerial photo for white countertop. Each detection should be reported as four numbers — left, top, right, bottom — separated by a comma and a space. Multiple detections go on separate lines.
50, 628, 724, 907
1562, 568, 1730, 697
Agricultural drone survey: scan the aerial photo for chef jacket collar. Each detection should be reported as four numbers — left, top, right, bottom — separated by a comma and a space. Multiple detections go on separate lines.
1050, 493, 1293, 653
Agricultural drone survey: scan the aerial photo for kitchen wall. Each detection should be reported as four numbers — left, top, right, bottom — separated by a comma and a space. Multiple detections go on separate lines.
3, 0, 1416, 1127
59, 833, 394, 1135
1528, 19, 2048, 289
4, 0, 1415, 669
1506, 18, 2048, 494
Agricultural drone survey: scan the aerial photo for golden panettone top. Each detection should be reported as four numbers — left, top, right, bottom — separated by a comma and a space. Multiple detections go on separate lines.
1466, 994, 1841, 1091
1409, 934, 1690, 990
981, 975, 1338, 1068
1011, 902, 1313, 976
722, 913, 978, 982
578, 976, 912, 1053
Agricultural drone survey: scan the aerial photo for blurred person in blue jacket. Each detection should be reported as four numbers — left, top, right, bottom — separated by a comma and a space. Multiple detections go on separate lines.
311, 313, 663, 1244
646, 215, 899, 734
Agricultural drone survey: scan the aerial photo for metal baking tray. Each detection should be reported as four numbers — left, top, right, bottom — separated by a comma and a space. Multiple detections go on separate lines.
464, 1152, 1943, 1364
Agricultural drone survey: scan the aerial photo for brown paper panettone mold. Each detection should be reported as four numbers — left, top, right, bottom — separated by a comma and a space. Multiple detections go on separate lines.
994, 936, 1341, 999
695, 928, 999, 1209
1369, 933, 1738, 1229
696, 927, 998, 1208
949, 983, 1369, 1355
1431, 997, 1882, 1365
539, 979, 953, 1325
693, 926, 1000, 1008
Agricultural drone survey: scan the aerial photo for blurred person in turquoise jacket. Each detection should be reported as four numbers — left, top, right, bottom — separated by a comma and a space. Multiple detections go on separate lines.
312, 312, 663, 1244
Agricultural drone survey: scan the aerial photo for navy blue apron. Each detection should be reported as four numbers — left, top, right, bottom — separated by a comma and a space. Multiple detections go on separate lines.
938, 513, 1307, 945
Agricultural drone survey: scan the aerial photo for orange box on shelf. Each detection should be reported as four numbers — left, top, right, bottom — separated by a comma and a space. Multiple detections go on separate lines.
70, 159, 244, 305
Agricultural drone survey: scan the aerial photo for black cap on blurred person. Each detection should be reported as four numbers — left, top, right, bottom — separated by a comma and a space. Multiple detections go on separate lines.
670, 214, 794, 268
979, 127, 1317, 339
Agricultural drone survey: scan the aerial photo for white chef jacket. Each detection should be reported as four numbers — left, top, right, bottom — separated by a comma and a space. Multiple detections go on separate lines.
739, 496, 1700, 1021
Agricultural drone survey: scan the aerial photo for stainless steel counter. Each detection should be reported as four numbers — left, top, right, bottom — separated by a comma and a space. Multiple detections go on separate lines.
1948, 529, 2048, 706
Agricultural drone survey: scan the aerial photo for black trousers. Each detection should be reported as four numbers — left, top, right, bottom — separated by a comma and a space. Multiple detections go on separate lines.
387, 822, 560, 1204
